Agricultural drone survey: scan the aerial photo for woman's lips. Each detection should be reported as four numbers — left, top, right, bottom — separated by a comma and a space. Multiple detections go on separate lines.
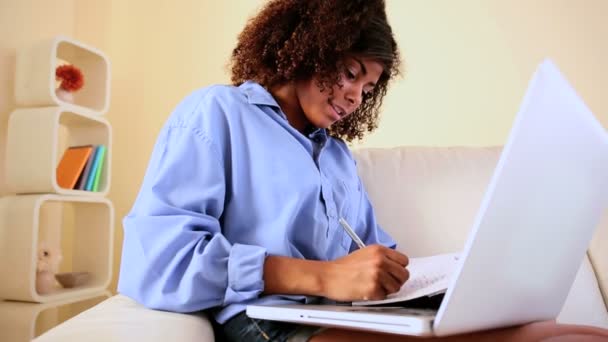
329, 101, 345, 120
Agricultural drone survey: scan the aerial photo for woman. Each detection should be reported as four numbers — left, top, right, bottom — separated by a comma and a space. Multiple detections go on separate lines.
118, 0, 608, 341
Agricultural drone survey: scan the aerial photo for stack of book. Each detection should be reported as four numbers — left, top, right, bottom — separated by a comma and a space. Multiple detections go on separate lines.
56, 144, 107, 191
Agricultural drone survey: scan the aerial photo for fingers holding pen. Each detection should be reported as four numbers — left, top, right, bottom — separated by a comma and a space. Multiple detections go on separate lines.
384, 247, 409, 267
327, 245, 410, 299
330, 218, 411, 301
367, 246, 409, 293
384, 255, 410, 286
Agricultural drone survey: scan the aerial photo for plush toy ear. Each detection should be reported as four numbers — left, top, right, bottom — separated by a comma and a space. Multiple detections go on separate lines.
37, 241, 49, 257
36, 241, 63, 273
37, 241, 50, 272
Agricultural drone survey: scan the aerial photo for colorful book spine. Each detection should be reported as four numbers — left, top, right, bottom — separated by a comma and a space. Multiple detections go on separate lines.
85, 145, 105, 191
91, 145, 107, 192
75, 145, 97, 190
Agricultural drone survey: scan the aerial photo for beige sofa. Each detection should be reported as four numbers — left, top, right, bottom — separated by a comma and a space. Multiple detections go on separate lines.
35, 146, 608, 341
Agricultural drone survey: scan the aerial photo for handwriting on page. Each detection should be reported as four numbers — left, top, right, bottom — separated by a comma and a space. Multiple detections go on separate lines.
352, 252, 460, 306
395, 274, 448, 296
385, 272, 449, 301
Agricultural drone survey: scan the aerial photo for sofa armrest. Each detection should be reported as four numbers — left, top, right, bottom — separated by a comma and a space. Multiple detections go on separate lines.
34, 295, 214, 342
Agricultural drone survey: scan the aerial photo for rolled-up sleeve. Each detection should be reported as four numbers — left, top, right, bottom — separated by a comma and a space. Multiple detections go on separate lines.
225, 244, 267, 304
118, 122, 267, 313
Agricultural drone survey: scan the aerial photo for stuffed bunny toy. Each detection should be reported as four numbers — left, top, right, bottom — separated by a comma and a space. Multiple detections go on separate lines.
36, 241, 63, 294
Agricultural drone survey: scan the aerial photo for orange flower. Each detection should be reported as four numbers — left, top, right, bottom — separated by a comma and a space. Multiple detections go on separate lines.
56, 64, 84, 92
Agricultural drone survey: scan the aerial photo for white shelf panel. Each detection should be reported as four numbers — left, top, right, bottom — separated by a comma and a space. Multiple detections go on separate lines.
15, 35, 110, 116
0, 195, 114, 303
6, 107, 112, 196
0, 291, 110, 342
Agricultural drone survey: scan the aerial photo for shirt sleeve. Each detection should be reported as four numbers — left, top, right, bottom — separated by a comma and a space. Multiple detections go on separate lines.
117, 122, 267, 313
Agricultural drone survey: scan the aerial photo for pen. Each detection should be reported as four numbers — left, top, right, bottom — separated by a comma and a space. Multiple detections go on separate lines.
338, 217, 366, 249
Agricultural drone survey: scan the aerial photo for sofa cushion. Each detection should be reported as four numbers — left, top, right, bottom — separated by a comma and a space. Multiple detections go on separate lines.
353, 146, 501, 256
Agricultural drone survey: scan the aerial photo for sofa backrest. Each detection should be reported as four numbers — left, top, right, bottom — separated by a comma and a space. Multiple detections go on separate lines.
353, 146, 607, 307
591, 211, 608, 307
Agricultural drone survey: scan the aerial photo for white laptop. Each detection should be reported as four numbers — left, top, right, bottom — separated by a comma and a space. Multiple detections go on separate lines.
246, 59, 608, 337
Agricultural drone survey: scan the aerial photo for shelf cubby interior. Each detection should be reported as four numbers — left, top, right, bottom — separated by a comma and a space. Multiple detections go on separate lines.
55, 40, 109, 113
6, 107, 111, 195
15, 36, 110, 115
56, 111, 111, 193
35, 199, 113, 299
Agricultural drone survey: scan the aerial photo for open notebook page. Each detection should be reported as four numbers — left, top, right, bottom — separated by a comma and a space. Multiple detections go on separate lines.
352, 252, 460, 306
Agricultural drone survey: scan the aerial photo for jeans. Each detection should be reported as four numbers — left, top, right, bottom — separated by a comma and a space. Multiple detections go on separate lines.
217, 311, 323, 342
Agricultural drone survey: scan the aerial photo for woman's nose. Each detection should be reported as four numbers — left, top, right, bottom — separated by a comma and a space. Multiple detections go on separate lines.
344, 84, 362, 109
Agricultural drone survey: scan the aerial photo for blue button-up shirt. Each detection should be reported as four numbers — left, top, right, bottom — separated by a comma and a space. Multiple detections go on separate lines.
118, 81, 396, 324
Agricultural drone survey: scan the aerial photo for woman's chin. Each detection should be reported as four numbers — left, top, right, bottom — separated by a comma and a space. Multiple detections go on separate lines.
307, 119, 331, 129
316, 116, 339, 129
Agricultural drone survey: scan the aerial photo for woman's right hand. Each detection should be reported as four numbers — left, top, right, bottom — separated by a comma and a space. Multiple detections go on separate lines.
322, 245, 409, 302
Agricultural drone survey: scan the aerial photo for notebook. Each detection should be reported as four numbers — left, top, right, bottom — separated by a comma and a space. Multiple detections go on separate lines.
352, 252, 460, 306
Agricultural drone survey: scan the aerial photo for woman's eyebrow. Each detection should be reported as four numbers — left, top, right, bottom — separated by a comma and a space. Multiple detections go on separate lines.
353, 57, 367, 75
352, 57, 377, 88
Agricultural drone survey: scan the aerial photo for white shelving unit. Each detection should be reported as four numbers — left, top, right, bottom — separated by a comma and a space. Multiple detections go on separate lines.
0, 291, 110, 342
15, 35, 110, 116
0, 35, 114, 339
6, 107, 112, 196
0, 195, 114, 302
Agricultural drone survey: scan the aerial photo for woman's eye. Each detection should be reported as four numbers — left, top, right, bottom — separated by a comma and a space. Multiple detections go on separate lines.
346, 69, 356, 80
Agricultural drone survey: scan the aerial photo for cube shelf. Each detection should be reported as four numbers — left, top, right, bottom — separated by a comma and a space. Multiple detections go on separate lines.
0, 195, 114, 303
6, 107, 112, 196
0, 291, 110, 342
15, 35, 110, 116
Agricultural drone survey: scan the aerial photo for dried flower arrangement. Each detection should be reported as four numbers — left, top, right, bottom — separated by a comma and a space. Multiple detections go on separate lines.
55, 64, 85, 103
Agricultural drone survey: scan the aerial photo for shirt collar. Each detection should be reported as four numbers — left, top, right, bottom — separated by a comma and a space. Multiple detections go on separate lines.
240, 80, 281, 109
305, 125, 328, 143
239, 80, 328, 143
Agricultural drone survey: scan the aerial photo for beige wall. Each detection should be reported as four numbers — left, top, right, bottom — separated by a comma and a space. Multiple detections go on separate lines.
0, 0, 75, 195
372, 0, 608, 148
76, 0, 266, 293
1, 0, 607, 294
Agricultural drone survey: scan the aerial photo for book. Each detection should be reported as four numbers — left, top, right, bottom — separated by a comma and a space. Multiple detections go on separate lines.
85, 145, 105, 191
75, 146, 97, 190
56, 145, 93, 189
352, 252, 460, 306
91, 145, 107, 191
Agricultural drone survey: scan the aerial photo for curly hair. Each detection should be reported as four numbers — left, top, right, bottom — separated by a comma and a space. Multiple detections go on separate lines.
230, 0, 401, 142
